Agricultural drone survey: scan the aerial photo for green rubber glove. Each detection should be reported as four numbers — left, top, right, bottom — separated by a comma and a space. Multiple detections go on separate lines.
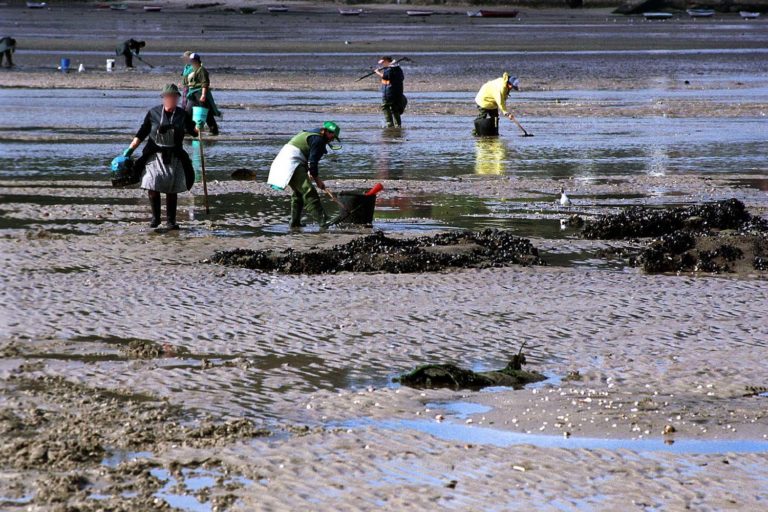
122, 147, 134, 157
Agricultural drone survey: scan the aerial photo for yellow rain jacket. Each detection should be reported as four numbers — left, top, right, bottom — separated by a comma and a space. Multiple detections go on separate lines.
475, 72, 512, 115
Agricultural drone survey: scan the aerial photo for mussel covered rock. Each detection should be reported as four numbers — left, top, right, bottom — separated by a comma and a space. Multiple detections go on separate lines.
584, 199, 768, 274
211, 229, 545, 275
583, 199, 753, 240
637, 231, 768, 274
395, 351, 546, 391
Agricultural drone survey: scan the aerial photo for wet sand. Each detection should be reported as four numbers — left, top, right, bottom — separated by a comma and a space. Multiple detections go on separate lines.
2, 2, 768, 511
2, 2, 768, 93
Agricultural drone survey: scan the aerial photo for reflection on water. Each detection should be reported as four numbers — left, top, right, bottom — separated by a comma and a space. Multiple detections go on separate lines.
474, 137, 510, 176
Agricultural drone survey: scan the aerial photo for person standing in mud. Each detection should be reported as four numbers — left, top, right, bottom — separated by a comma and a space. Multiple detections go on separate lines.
374, 56, 407, 128
267, 122, 342, 229
115, 38, 145, 69
0, 37, 16, 68
183, 53, 220, 135
119, 84, 199, 229
475, 72, 520, 123
179, 50, 194, 109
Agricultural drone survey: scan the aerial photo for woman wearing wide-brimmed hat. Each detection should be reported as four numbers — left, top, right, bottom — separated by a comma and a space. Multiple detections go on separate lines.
120, 84, 199, 229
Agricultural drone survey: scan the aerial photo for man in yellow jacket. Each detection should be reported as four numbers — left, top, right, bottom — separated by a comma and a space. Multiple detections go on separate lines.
475, 72, 520, 122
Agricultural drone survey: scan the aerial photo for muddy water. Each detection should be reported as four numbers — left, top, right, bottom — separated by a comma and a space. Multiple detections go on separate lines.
2, 87, 766, 241
3, 88, 768, 181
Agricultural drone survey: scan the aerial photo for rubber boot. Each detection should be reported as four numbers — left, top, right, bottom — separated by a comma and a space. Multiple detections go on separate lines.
206, 109, 219, 136
382, 103, 394, 128
290, 194, 304, 228
166, 193, 179, 230
290, 205, 303, 229
316, 208, 330, 230
393, 111, 402, 128
148, 191, 161, 228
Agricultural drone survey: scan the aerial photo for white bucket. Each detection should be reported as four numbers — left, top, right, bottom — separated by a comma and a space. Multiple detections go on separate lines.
106, 59, 115, 72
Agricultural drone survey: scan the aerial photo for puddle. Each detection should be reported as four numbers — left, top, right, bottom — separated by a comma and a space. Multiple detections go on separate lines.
725, 178, 768, 192
100, 450, 154, 468
97, 451, 251, 510
0, 495, 33, 506
426, 401, 491, 420
150, 467, 252, 512
344, 418, 768, 454
46, 265, 94, 274
544, 250, 635, 271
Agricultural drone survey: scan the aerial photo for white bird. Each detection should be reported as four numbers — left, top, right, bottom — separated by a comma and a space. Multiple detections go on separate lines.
559, 187, 572, 208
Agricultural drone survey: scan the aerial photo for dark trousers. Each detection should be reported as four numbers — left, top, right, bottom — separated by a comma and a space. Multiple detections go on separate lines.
288, 166, 327, 227
147, 191, 178, 226
0, 50, 13, 67
382, 95, 407, 127
186, 91, 218, 133
120, 50, 133, 68
476, 107, 499, 120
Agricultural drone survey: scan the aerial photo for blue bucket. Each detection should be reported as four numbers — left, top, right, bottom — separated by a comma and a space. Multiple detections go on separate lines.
192, 106, 208, 124
60, 58, 70, 72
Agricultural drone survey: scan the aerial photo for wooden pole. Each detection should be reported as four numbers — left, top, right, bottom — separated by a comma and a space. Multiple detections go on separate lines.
197, 130, 210, 214
507, 113, 533, 137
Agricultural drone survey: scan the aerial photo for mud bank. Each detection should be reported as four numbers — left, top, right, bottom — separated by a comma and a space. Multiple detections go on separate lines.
3, 3, 768, 94
211, 229, 545, 274
0, 374, 270, 510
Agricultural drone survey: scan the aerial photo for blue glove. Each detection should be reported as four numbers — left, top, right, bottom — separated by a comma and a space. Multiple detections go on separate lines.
122, 147, 134, 157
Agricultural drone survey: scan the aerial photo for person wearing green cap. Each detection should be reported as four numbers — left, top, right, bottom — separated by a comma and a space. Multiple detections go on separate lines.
267, 122, 342, 229
118, 84, 199, 229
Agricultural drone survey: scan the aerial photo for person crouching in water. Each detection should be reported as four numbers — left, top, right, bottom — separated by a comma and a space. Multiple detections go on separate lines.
120, 84, 198, 229
375, 56, 407, 128
267, 122, 342, 229
475, 72, 520, 124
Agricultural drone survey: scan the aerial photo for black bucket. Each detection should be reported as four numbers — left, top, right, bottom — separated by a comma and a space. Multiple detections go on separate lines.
474, 116, 499, 137
110, 159, 141, 188
334, 191, 377, 225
